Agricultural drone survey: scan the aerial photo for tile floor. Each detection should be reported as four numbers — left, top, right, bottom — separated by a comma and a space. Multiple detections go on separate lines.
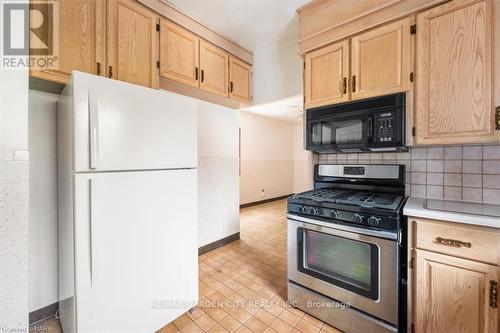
31, 200, 340, 333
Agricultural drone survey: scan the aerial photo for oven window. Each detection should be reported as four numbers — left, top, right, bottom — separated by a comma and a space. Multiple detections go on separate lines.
298, 229, 379, 300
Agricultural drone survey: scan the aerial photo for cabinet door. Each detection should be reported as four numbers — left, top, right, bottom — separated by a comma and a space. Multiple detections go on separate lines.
304, 40, 349, 109
199, 41, 229, 97
107, 0, 158, 88
29, 0, 106, 84
159, 19, 200, 88
416, 0, 494, 144
229, 56, 251, 104
350, 17, 411, 100
415, 249, 498, 333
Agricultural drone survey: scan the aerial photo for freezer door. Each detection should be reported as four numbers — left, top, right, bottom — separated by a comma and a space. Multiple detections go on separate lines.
71, 71, 197, 172
73, 170, 198, 333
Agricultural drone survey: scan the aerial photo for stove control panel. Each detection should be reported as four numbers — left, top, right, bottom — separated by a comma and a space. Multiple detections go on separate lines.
287, 203, 398, 231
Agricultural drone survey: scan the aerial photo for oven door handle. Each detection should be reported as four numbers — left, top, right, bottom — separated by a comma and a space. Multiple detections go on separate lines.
287, 213, 398, 240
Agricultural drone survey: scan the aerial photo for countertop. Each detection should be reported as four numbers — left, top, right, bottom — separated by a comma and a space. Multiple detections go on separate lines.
404, 197, 500, 229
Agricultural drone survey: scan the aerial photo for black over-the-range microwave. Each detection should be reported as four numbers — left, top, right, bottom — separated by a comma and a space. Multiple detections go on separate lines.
306, 93, 407, 153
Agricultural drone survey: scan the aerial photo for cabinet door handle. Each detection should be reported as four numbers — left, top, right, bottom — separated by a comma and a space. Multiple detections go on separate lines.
201, 69, 204, 83
195, 67, 199, 81
96, 62, 102, 76
434, 237, 471, 248
230, 81, 234, 93
342, 77, 347, 94
491, 280, 498, 308
108, 66, 113, 78
352, 75, 356, 92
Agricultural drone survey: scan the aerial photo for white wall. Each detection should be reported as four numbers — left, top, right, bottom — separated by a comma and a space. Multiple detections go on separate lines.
239, 112, 295, 204
28, 90, 59, 312
0, 68, 29, 329
197, 101, 240, 247
293, 124, 314, 193
252, 36, 303, 105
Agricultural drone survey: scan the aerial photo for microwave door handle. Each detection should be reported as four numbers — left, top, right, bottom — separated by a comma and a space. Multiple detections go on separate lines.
366, 117, 373, 143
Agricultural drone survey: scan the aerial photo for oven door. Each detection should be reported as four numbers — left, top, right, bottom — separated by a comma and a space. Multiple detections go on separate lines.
307, 112, 372, 151
287, 214, 399, 325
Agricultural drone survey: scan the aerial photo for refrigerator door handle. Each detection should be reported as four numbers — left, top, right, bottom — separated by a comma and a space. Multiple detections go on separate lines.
88, 91, 99, 169
89, 178, 95, 287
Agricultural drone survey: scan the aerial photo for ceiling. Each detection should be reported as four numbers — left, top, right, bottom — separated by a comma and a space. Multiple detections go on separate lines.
242, 95, 304, 124
166, 0, 311, 51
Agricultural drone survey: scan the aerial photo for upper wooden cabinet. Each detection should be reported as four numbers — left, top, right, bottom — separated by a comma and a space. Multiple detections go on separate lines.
351, 18, 411, 100
29, 0, 106, 84
415, 249, 498, 333
159, 20, 252, 104
415, 0, 495, 144
304, 41, 349, 109
229, 56, 252, 104
199, 41, 229, 98
107, 0, 159, 88
159, 19, 200, 88
297, 0, 447, 54
303, 18, 411, 108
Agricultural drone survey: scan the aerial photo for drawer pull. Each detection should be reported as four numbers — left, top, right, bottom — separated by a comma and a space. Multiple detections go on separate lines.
434, 237, 471, 248
490, 280, 497, 308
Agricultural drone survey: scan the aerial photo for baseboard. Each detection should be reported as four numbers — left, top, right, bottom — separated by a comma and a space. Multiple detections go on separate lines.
29, 302, 58, 325
198, 232, 240, 256
240, 194, 292, 208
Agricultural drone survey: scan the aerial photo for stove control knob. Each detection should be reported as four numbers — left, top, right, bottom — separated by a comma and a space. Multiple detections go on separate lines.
298, 205, 305, 213
368, 216, 381, 226
352, 214, 363, 224
311, 207, 318, 215
331, 210, 339, 219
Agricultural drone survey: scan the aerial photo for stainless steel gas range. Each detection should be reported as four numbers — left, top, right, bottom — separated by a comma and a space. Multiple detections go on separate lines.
287, 164, 407, 333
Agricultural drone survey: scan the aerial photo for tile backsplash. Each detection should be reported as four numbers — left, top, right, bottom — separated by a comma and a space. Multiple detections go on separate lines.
0, 149, 29, 329
317, 145, 500, 204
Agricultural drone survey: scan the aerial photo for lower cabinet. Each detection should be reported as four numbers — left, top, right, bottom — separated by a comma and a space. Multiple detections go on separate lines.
410, 217, 499, 333
415, 249, 499, 333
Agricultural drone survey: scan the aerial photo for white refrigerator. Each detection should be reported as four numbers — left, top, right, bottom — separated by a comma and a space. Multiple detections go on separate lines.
58, 71, 199, 333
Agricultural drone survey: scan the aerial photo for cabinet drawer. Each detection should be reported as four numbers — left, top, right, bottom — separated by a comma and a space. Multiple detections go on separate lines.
412, 218, 500, 265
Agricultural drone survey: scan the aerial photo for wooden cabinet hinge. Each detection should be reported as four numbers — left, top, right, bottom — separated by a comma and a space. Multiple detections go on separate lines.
409, 72, 414, 82
412, 127, 416, 137
410, 24, 416, 35
156, 23, 160, 32
490, 280, 498, 308
495, 106, 500, 130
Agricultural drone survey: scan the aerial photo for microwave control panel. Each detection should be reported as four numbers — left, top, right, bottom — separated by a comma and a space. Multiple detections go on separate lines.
374, 112, 399, 143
